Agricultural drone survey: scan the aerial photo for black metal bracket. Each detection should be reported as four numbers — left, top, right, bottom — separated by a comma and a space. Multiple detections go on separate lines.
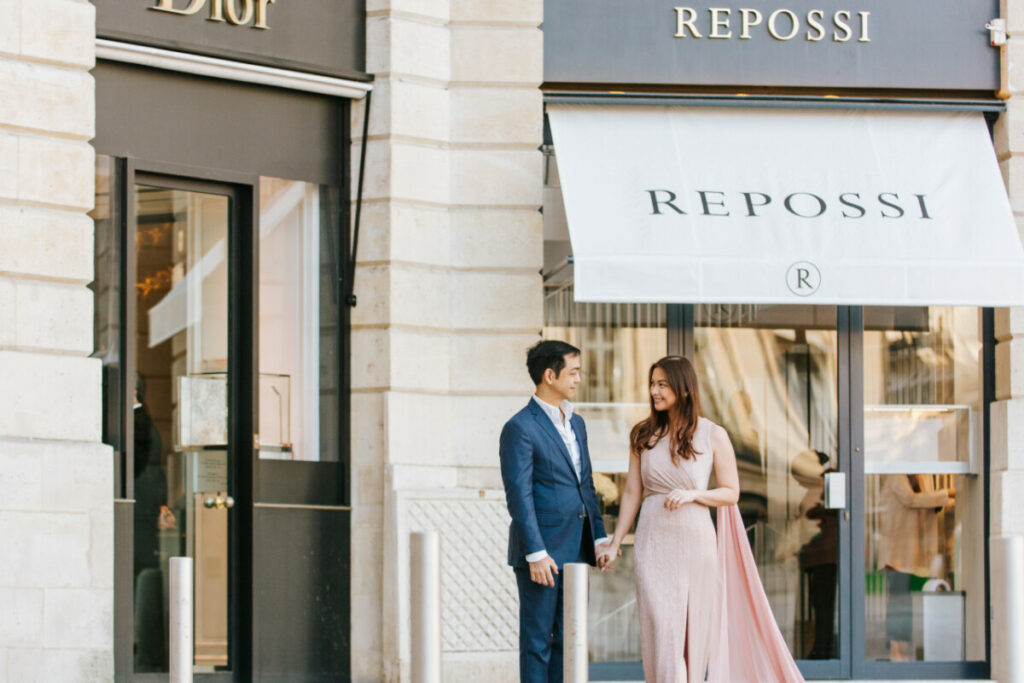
345, 89, 372, 308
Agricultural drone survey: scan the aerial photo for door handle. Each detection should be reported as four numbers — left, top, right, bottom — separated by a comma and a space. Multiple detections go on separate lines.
203, 495, 236, 510
824, 472, 846, 510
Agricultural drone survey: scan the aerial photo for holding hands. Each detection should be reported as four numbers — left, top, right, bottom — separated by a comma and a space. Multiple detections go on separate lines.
596, 541, 621, 571
664, 488, 697, 510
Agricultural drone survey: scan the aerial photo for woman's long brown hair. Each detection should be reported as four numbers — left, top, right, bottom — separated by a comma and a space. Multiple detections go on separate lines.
629, 356, 704, 463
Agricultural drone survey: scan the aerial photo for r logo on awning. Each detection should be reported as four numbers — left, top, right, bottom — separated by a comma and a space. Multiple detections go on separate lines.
786, 261, 820, 296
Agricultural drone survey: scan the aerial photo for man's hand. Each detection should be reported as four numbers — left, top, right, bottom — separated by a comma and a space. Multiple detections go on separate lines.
665, 488, 697, 510
529, 556, 559, 587
596, 541, 621, 571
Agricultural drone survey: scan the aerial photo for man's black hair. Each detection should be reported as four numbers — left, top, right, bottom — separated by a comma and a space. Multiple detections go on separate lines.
526, 340, 581, 386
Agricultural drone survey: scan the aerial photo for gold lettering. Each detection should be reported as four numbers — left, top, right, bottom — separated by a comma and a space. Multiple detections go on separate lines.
833, 10, 852, 42
208, 0, 225, 22
254, 0, 276, 29
708, 8, 732, 39
739, 8, 762, 39
768, 8, 799, 41
674, 7, 702, 38
150, 0, 205, 16
805, 9, 824, 41
858, 10, 870, 42
224, 0, 253, 25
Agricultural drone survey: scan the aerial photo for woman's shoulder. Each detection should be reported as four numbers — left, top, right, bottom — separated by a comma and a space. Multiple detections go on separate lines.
698, 417, 730, 442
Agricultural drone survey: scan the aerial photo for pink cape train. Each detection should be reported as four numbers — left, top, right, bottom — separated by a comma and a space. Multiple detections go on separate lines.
708, 504, 806, 682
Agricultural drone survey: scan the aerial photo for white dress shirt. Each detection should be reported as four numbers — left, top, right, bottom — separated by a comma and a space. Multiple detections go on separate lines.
526, 395, 609, 563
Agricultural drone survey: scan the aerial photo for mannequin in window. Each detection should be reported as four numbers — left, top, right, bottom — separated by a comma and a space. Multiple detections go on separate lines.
877, 473, 954, 661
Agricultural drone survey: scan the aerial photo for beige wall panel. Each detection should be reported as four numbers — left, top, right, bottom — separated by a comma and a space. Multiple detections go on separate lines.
16, 136, 93, 210
388, 203, 451, 266
450, 0, 542, 24
367, 0, 450, 21
0, 588, 43, 647
389, 265, 452, 328
0, 61, 93, 138
449, 209, 541, 269
0, 352, 100, 441
450, 87, 543, 144
42, 588, 112, 650
0, 208, 93, 283
385, 391, 454, 465
18, 0, 94, 69
450, 148, 542, 207
449, 271, 541, 330
450, 26, 542, 84
351, 327, 391, 389
13, 281, 92, 353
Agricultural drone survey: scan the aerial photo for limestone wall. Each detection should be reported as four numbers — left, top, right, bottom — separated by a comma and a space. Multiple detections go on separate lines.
0, 1, 113, 680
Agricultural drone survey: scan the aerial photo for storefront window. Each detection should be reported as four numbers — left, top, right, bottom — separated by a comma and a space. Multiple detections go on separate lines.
695, 304, 840, 660
257, 178, 342, 461
90, 155, 123, 477
863, 306, 983, 662
544, 282, 666, 662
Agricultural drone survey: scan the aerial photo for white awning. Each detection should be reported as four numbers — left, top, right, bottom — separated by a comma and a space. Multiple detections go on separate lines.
547, 104, 1024, 306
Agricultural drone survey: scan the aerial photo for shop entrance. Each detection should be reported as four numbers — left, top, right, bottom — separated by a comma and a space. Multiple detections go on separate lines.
543, 294, 991, 680
119, 171, 255, 680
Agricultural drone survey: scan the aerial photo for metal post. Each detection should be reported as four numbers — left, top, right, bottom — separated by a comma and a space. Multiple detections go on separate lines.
410, 531, 442, 683
169, 556, 193, 683
563, 562, 589, 683
992, 535, 1024, 683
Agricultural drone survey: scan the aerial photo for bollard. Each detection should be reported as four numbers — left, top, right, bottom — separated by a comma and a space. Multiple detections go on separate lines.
410, 531, 442, 683
563, 562, 589, 683
992, 535, 1024, 683
169, 556, 194, 683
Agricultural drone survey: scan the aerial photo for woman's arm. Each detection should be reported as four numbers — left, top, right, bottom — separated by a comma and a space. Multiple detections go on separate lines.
597, 449, 644, 569
666, 424, 740, 509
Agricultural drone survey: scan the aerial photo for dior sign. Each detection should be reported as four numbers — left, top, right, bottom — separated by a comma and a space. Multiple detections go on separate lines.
150, 0, 278, 29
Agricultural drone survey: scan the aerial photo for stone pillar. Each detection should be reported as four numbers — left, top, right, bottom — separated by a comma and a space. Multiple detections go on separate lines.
993, 0, 1024, 677
0, 1, 113, 680
352, 1, 543, 680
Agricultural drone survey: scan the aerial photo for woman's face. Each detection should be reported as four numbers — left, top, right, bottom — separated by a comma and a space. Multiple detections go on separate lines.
650, 367, 678, 412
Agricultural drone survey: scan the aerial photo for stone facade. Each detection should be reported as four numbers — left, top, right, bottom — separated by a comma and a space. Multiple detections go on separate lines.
0, 0, 113, 680
351, 1, 544, 680
993, 0, 1024, 676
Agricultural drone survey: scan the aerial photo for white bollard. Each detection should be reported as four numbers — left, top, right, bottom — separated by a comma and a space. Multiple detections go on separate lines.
992, 535, 1024, 683
563, 562, 589, 683
410, 531, 442, 683
169, 556, 194, 683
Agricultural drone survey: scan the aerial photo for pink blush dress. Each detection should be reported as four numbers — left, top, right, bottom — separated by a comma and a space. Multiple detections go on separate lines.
634, 417, 718, 683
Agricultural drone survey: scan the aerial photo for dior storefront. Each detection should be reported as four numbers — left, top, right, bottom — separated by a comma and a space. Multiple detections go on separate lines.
90, 1, 369, 679
539, 0, 1024, 680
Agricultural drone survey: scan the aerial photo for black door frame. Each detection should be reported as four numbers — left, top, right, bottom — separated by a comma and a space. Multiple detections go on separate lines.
590, 304, 992, 681
114, 160, 258, 682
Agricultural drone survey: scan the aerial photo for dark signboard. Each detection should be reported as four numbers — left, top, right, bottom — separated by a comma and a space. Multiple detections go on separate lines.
95, 0, 365, 79
544, 0, 999, 91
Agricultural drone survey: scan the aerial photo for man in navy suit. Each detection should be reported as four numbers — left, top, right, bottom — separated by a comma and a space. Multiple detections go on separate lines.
499, 340, 611, 682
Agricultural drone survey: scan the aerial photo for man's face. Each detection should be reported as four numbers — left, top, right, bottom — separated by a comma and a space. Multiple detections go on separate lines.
547, 353, 581, 401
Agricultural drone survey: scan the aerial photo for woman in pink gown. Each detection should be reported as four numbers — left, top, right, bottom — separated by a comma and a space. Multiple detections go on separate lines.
597, 356, 804, 683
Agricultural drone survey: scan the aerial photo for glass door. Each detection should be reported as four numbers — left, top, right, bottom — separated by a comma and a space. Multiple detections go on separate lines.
130, 175, 242, 678
693, 304, 847, 679
857, 306, 988, 678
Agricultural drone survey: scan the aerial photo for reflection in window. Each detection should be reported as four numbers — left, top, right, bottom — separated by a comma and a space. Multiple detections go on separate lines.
694, 304, 839, 660
258, 178, 341, 461
864, 307, 982, 662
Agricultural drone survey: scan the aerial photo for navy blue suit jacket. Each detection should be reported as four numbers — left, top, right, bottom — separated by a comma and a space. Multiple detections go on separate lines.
499, 399, 607, 569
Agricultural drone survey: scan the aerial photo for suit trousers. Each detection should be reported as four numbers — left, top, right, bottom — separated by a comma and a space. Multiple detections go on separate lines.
514, 518, 593, 683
